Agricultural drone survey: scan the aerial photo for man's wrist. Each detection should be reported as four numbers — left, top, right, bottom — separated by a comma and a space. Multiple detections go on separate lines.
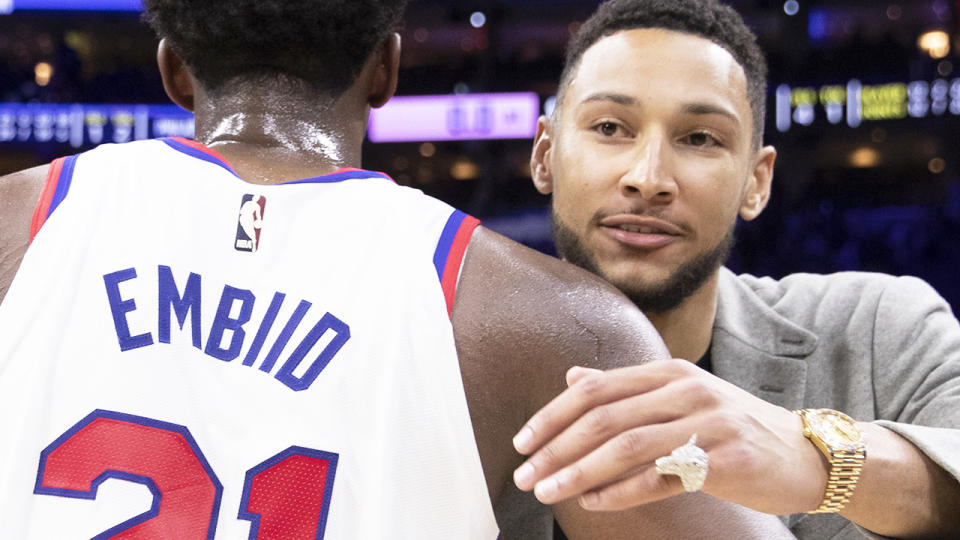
838, 422, 960, 537
794, 409, 867, 514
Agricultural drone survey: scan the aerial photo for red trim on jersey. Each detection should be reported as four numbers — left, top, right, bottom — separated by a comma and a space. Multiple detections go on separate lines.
441, 215, 481, 317
170, 136, 238, 174
29, 157, 65, 243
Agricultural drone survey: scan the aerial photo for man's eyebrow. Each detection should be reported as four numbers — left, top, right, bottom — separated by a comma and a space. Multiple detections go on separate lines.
578, 95, 741, 125
681, 102, 741, 125
579, 93, 638, 107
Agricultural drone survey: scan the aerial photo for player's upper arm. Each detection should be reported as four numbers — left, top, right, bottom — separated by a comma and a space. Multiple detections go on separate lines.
453, 227, 666, 500
453, 226, 792, 538
0, 165, 47, 305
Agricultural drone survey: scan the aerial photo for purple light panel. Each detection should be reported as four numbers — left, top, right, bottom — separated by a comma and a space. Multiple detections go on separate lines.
368, 92, 540, 142
7, 0, 143, 11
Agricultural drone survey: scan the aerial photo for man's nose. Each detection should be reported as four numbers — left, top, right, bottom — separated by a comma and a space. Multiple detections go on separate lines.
618, 135, 678, 202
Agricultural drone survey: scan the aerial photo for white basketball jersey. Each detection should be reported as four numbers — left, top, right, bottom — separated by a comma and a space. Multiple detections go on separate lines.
0, 138, 500, 539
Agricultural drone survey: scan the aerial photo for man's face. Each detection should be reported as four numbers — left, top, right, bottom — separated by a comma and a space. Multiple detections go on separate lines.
532, 28, 775, 311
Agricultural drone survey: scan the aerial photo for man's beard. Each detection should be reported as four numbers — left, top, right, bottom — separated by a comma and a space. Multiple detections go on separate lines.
552, 212, 734, 313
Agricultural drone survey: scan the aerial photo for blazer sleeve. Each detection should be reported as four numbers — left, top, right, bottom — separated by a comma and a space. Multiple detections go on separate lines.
870, 275, 960, 484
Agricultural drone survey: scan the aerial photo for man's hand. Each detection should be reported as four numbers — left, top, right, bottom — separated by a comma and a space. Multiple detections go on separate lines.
512, 359, 828, 515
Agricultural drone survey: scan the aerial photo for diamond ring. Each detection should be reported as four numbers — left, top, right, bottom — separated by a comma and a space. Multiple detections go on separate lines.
654, 434, 709, 492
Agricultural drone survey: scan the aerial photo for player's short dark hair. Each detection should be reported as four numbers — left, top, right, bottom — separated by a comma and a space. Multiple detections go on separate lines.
559, 0, 768, 146
143, 0, 408, 97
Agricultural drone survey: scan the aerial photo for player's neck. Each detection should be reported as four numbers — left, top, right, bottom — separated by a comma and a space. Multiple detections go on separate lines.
192, 88, 368, 185
644, 271, 720, 363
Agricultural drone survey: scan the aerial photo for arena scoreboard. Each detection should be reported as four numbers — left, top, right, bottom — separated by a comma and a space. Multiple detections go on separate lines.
367, 92, 540, 143
0, 104, 193, 147
776, 77, 960, 132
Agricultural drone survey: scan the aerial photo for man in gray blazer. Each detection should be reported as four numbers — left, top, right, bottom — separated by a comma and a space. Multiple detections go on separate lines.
511, 0, 960, 538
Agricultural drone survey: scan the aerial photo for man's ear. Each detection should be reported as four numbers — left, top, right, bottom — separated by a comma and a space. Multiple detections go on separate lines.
368, 33, 401, 109
157, 39, 196, 112
739, 145, 776, 221
530, 115, 555, 195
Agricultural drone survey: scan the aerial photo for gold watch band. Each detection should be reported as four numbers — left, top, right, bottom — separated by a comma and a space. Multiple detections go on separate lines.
810, 446, 866, 513
795, 408, 867, 514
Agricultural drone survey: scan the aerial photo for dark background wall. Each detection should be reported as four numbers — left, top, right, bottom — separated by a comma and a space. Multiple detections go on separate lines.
2, 0, 959, 310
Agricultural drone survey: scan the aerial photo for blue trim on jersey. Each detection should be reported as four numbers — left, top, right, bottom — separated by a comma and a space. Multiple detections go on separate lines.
161, 137, 240, 178
281, 170, 393, 185
159, 137, 391, 184
38, 470, 161, 539
90, 473, 161, 539
433, 210, 468, 282
46, 154, 78, 220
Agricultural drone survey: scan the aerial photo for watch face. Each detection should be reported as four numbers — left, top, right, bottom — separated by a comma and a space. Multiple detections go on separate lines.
808, 409, 863, 448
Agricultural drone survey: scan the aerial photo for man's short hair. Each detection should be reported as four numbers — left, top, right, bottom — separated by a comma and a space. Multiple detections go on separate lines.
143, 0, 407, 97
559, 0, 768, 146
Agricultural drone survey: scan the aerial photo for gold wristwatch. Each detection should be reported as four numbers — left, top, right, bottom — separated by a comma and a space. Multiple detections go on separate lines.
795, 408, 866, 514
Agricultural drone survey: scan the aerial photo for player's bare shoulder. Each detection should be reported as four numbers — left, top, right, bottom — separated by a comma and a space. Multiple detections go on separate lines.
454, 226, 668, 375
450, 225, 669, 507
0, 165, 47, 304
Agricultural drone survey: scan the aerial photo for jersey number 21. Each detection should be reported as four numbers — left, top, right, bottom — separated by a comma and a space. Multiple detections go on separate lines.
34, 409, 338, 539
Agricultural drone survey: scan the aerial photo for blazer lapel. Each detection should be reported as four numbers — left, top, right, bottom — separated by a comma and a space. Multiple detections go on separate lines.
710, 268, 818, 411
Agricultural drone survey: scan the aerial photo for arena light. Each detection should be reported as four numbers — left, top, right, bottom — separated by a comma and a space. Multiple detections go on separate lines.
470, 11, 486, 29
418, 142, 436, 158
849, 147, 880, 168
34, 62, 53, 87
928, 157, 946, 174
5, 0, 142, 11
918, 30, 951, 59
450, 158, 480, 181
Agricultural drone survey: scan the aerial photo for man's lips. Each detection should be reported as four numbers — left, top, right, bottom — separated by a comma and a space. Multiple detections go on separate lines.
598, 215, 684, 249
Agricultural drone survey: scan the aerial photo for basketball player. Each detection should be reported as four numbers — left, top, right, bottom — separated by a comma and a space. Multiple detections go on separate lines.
0, 1, 791, 538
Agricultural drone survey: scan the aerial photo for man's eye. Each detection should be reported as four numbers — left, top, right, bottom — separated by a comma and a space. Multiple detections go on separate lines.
597, 122, 620, 136
686, 132, 718, 147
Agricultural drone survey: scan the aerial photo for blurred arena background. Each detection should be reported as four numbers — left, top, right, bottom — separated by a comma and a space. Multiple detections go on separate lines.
3, 0, 960, 311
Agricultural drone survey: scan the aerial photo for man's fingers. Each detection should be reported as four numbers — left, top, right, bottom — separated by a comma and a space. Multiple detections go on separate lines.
565, 365, 601, 387
513, 360, 689, 455
578, 464, 684, 511
513, 383, 690, 491
527, 419, 701, 504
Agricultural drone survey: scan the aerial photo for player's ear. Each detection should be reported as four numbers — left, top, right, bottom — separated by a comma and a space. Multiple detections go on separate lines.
368, 33, 401, 108
157, 39, 196, 112
740, 145, 776, 221
530, 116, 555, 194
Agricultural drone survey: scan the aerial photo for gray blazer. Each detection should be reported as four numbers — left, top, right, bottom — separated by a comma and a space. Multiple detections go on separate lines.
497, 268, 960, 539
715, 267, 960, 539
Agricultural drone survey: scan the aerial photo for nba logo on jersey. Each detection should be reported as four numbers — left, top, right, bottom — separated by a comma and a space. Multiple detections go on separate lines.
235, 194, 266, 252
